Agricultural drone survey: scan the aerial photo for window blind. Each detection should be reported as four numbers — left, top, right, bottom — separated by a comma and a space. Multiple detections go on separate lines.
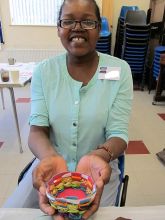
9, 0, 63, 25
9, 0, 102, 26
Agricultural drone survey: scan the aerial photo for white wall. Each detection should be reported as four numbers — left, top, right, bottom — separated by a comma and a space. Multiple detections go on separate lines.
0, 0, 63, 51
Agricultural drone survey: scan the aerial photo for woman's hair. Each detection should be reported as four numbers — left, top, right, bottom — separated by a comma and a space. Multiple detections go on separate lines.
58, 0, 101, 23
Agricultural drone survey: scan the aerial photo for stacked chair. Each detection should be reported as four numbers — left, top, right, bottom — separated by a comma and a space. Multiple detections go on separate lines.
114, 6, 139, 58
153, 46, 165, 80
152, 53, 165, 105
121, 10, 151, 89
96, 17, 111, 55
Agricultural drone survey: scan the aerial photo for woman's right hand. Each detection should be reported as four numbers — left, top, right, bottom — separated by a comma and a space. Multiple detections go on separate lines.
32, 155, 68, 216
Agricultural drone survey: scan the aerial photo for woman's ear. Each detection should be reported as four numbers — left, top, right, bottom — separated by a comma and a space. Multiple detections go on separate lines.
57, 26, 60, 37
98, 24, 101, 38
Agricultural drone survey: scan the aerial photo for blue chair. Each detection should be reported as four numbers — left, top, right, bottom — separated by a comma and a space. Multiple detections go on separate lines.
152, 46, 165, 79
121, 21, 151, 88
100, 16, 111, 37
125, 10, 147, 25
114, 6, 139, 58
18, 157, 36, 184
115, 154, 129, 206
120, 6, 139, 19
96, 16, 111, 54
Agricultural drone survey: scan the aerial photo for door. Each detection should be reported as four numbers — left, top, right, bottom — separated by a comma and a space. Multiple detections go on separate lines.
102, 0, 114, 28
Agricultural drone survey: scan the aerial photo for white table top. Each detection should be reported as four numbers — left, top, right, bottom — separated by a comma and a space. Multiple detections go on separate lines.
0, 62, 35, 71
0, 206, 165, 220
0, 62, 35, 87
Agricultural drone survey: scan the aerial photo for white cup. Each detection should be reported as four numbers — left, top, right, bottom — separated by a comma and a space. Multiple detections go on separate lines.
8, 58, 16, 65
10, 70, 20, 83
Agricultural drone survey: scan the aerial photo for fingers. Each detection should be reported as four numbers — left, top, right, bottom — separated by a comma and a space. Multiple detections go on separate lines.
39, 184, 47, 197
53, 214, 66, 220
32, 165, 46, 190
82, 178, 104, 220
38, 191, 56, 216
32, 156, 68, 190
38, 189, 66, 220
99, 164, 112, 185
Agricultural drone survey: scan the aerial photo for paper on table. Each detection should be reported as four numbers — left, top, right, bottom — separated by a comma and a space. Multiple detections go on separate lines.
0, 62, 35, 72
0, 63, 23, 69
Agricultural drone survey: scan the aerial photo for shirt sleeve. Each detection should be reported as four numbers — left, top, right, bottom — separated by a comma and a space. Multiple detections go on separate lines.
29, 63, 49, 127
105, 61, 133, 143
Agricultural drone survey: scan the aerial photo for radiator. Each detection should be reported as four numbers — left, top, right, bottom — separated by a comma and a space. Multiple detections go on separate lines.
0, 48, 65, 63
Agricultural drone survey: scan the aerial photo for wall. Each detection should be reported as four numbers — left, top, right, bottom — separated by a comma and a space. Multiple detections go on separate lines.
150, 0, 165, 22
0, 0, 150, 55
102, 0, 113, 27
0, 0, 63, 51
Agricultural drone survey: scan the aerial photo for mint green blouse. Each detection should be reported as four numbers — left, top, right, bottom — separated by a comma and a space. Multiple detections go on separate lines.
29, 52, 133, 172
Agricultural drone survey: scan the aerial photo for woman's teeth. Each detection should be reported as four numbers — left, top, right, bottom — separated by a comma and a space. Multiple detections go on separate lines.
72, 37, 85, 42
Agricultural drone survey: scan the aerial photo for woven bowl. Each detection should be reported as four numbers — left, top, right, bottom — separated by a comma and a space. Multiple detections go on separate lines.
46, 172, 96, 220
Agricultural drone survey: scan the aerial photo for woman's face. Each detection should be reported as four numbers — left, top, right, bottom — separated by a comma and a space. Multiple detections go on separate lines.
58, 0, 101, 57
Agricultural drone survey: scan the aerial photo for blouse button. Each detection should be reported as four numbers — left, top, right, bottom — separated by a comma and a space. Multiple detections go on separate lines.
73, 122, 77, 126
75, 101, 79, 105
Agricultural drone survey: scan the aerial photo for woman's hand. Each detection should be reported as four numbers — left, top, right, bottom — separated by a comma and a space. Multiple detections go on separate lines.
32, 155, 68, 216
76, 154, 112, 220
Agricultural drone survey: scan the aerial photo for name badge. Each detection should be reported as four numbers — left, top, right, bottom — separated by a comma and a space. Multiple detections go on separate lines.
98, 67, 121, 80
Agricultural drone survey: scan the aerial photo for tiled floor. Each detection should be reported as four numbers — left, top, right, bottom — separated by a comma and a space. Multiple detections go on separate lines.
0, 85, 165, 207
126, 140, 150, 154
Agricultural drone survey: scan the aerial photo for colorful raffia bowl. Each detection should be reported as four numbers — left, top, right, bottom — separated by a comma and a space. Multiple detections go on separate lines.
46, 171, 96, 220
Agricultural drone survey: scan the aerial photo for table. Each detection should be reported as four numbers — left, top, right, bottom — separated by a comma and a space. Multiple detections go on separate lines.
0, 62, 35, 153
0, 206, 165, 220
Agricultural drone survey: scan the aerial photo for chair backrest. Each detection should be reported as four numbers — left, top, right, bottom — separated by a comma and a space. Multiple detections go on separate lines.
120, 6, 139, 19
18, 157, 36, 184
100, 16, 111, 37
125, 10, 147, 25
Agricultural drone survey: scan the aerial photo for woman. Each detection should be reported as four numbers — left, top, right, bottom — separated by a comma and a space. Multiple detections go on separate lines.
3, 0, 133, 219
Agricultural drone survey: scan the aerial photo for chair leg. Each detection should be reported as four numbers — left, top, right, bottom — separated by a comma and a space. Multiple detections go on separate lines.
0, 88, 5, 110
120, 175, 129, 207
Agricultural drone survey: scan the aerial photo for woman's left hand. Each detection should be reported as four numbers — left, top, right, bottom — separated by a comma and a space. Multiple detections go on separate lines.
76, 154, 112, 220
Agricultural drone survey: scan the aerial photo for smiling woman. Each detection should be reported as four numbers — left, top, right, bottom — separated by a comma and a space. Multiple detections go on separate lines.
3, 1, 133, 220
57, 0, 101, 61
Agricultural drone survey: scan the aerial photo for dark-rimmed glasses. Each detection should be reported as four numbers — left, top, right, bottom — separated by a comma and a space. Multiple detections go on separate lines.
58, 19, 100, 30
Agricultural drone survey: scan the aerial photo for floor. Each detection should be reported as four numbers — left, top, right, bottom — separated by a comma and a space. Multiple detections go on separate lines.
0, 84, 165, 207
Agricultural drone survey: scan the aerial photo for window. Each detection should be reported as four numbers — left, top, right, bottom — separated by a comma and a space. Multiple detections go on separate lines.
9, 0, 102, 26
9, 0, 63, 26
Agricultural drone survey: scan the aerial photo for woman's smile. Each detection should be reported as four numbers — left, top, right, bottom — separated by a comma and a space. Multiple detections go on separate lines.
71, 37, 86, 43
57, 0, 100, 57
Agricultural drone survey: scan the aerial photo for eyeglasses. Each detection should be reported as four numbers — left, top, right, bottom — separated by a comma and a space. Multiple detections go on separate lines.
58, 19, 100, 30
